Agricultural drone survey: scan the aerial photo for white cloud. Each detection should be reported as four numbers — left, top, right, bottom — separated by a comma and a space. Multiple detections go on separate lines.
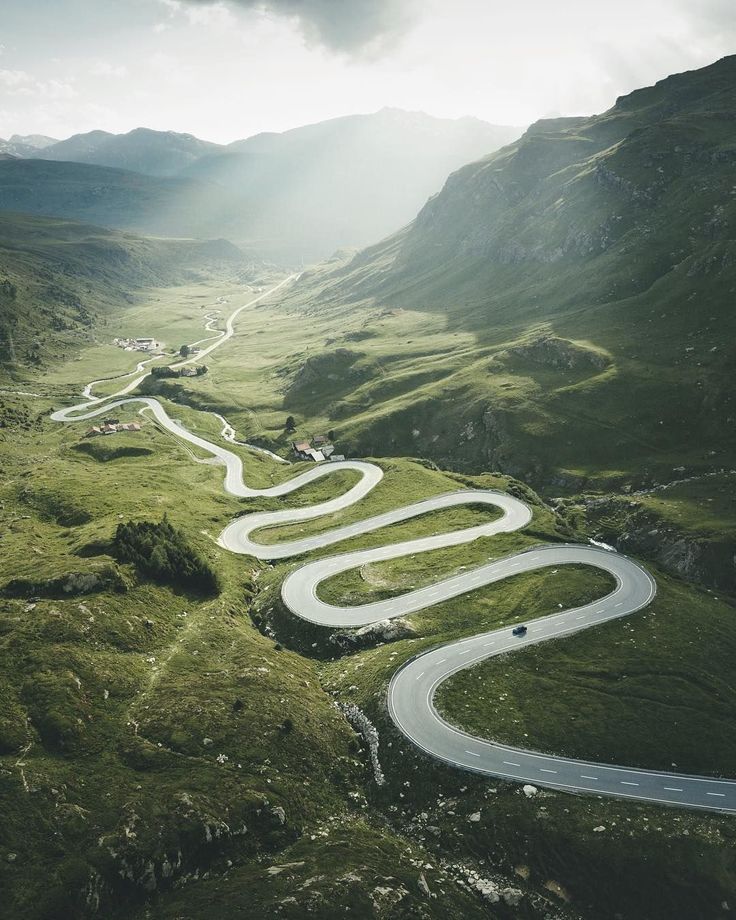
2, 0, 734, 143
90, 60, 128, 78
0, 69, 76, 101
0, 68, 30, 87
36, 79, 77, 100
182, 1, 234, 27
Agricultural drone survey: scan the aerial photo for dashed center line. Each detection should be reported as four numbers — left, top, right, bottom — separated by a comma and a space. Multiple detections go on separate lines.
663, 787, 684, 792
620, 781, 640, 787
503, 761, 521, 767
465, 750, 480, 757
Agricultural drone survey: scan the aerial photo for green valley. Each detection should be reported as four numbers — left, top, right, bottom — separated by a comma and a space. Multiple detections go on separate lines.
1, 37, 735, 920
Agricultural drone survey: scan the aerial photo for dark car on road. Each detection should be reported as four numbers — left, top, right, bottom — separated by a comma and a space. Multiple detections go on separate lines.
512, 624, 528, 636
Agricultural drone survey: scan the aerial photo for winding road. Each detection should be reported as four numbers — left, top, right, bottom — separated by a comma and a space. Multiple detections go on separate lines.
50, 277, 736, 814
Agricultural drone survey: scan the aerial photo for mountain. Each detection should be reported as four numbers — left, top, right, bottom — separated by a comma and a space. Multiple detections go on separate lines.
9, 133, 57, 149
37, 127, 222, 177
5, 113, 521, 260
188, 108, 522, 260
0, 211, 248, 371
284, 56, 736, 497
0, 136, 56, 157
0, 159, 219, 238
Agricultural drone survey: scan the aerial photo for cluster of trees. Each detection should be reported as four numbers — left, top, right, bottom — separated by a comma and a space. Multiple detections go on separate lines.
113, 518, 220, 595
151, 364, 208, 379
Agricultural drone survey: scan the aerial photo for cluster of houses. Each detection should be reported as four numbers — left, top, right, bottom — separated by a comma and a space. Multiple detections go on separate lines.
85, 418, 141, 438
292, 435, 345, 463
113, 336, 161, 353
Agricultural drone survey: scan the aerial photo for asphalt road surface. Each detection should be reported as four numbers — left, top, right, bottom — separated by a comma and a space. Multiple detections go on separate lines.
50, 278, 736, 814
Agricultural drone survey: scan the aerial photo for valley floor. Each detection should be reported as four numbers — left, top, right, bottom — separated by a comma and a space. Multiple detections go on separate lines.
1, 275, 735, 920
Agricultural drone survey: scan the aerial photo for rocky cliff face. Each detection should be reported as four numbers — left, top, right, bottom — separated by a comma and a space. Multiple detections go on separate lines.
582, 494, 736, 594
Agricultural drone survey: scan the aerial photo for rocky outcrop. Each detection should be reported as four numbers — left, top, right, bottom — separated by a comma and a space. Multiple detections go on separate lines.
3, 565, 126, 598
330, 617, 416, 652
502, 333, 609, 372
283, 349, 371, 397
583, 495, 736, 593
338, 703, 385, 786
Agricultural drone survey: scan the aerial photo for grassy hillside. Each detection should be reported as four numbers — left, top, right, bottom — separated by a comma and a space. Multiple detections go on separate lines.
0, 161, 218, 239
275, 55, 735, 491
0, 211, 249, 375
2, 385, 736, 919
1, 261, 735, 918
209, 55, 735, 599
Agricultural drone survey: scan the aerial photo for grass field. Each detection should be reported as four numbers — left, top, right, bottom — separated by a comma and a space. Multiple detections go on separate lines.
2, 273, 735, 919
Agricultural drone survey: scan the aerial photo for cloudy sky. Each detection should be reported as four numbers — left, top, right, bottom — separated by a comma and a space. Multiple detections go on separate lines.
1, 0, 734, 142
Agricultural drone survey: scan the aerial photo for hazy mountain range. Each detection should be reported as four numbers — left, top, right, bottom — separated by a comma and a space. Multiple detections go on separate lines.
0, 110, 521, 261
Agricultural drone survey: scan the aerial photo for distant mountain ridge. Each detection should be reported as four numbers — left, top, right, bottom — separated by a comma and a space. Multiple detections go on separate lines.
0, 134, 58, 157
36, 127, 222, 177
0, 109, 522, 260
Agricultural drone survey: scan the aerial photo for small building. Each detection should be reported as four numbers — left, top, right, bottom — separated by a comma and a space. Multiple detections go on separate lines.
329, 454, 346, 462
313, 434, 328, 446
292, 440, 312, 460
321, 444, 335, 458
85, 426, 102, 438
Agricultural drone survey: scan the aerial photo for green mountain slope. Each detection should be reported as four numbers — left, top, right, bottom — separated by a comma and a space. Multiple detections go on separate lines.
287, 55, 736, 490
0, 211, 247, 373
0, 160, 219, 239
